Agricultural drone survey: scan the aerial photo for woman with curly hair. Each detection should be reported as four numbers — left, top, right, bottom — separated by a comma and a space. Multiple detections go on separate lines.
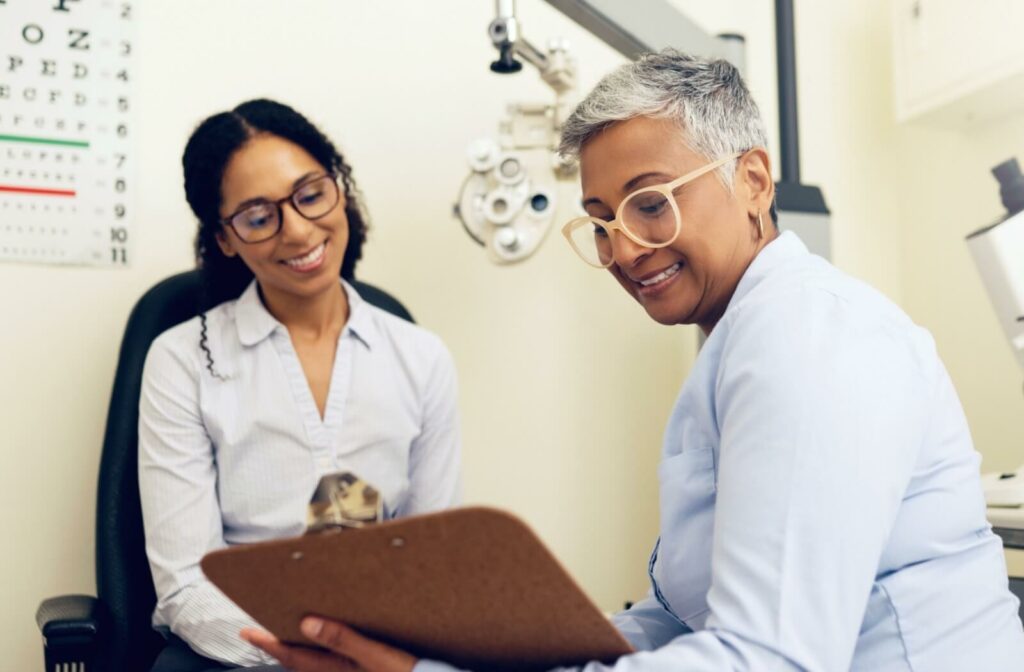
139, 99, 462, 671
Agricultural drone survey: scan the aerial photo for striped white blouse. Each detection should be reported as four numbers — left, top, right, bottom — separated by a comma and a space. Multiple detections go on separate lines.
139, 279, 462, 666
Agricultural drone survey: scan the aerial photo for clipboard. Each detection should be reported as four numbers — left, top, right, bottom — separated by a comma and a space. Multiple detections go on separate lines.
201, 506, 634, 671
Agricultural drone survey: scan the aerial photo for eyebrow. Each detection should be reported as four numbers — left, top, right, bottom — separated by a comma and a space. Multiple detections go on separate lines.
581, 171, 674, 209
229, 171, 324, 212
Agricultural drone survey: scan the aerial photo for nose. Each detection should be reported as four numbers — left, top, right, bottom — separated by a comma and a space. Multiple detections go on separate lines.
278, 201, 315, 244
609, 229, 652, 269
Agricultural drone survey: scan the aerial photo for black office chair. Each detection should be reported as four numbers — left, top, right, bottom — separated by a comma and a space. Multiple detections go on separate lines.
1012, 577, 1024, 624
992, 528, 1024, 625
35, 270, 413, 672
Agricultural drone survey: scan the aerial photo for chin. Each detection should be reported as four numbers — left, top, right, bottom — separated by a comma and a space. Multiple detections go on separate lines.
271, 268, 340, 298
305, 269, 342, 294
633, 288, 695, 326
643, 304, 688, 326
616, 270, 695, 325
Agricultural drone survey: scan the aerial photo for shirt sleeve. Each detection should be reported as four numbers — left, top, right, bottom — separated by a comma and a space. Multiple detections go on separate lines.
610, 592, 690, 651
138, 334, 276, 666
413, 594, 689, 672
398, 340, 462, 515
419, 287, 935, 672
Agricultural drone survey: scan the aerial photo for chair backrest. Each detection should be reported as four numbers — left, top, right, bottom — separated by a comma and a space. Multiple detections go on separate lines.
1010, 577, 1024, 624
93, 270, 413, 671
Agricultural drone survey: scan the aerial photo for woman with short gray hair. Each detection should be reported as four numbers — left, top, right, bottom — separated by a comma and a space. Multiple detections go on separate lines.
244, 50, 1024, 671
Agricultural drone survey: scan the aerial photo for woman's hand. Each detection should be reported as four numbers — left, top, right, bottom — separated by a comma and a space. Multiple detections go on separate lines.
241, 617, 418, 672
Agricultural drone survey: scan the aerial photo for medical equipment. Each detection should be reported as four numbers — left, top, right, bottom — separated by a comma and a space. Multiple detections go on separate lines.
454, 0, 577, 264
772, 0, 831, 260
967, 158, 1024, 374
455, 0, 752, 264
983, 470, 1024, 508
968, 158, 1024, 511
458, 0, 831, 264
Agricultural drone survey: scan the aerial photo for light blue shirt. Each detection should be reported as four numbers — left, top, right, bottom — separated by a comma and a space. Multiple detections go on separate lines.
139, 279, 461, 666
421, 232, 1023, 672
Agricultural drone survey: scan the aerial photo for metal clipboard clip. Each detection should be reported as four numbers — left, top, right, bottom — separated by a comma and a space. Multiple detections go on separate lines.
304, 471, 384, 534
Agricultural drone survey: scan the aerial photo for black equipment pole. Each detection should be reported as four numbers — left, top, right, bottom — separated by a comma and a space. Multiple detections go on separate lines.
775, 0, 800, 183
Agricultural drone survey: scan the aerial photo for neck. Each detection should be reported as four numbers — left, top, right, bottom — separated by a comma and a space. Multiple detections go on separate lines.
697, 227, 780, 337
697, 318, 719, 339
259, 279, 349, 339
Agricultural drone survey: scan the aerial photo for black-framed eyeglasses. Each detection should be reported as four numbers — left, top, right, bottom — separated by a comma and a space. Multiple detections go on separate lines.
220, 174, 341, 244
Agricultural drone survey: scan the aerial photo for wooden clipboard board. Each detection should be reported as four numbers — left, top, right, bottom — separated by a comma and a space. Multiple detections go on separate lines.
201, 506, 634, 671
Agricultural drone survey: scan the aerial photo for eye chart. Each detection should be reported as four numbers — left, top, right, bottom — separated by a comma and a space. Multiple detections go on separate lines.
1, 0, 134, 266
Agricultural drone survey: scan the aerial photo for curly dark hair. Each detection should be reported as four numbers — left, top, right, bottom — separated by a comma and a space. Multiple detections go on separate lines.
181, 98, 369, 376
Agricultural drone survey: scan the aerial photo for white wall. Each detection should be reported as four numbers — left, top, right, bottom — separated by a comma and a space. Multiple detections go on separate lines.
5, 1, 1023, 670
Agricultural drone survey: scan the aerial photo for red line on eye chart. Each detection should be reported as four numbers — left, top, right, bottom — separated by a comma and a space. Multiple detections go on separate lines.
0, 184, 77, 197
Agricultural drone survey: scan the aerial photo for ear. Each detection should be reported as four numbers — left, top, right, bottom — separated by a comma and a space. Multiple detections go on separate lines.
737, 148, 775, 217
215, 229, 238, 258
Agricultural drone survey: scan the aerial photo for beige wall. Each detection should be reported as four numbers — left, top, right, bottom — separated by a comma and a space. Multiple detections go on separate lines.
894, 115, 1024, 575
2, 2, 683, 666
4, 1, 1023, 669
896, 115, 1024, 472
679, 0, 1024, 571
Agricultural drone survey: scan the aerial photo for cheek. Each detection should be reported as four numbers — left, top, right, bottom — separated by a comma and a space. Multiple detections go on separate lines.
666, 239, 699, 275
669, 227, 720, 280
232, 241, 276, 269
608, 267, 636, 294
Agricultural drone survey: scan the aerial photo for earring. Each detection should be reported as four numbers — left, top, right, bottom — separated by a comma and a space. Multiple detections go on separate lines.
757, 211, 765, 240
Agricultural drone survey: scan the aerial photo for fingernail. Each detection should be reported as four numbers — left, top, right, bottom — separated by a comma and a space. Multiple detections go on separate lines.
301, 617, 324, 638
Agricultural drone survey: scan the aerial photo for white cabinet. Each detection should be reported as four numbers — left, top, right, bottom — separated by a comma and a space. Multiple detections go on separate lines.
892, 0, 1024, 128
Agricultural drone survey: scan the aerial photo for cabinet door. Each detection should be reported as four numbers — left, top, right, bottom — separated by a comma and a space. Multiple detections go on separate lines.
894, 0, 1024, 122
893, 0, 970, 117
963, 0, 1024, 91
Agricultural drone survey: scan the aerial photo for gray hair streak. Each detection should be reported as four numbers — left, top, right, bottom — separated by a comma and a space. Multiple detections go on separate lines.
558, 49, 768, 189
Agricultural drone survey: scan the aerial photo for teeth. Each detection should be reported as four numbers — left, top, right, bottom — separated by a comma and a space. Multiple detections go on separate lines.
639, 262, 682, 287
284, 242, 325, 268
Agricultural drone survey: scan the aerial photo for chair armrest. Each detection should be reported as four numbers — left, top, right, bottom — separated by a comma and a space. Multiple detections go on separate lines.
36, 594, 101, 641
37, 594, 104, 671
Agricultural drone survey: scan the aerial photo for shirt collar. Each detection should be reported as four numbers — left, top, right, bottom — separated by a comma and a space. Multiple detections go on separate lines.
724, 230, 809, 315
343, 281, 377, 349
234, 278, 377, 349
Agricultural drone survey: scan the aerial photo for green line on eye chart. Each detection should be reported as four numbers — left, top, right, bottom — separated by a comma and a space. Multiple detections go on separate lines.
0, 134, 90, 148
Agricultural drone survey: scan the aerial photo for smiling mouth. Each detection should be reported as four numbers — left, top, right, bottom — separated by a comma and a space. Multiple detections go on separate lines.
281, 240, 327, 270
635, 262, 683, 287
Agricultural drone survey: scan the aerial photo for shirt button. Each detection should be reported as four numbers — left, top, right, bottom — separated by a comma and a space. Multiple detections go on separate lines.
316, 457, 331, 471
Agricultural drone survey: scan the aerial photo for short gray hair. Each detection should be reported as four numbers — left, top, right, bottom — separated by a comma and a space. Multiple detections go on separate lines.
559, 49, 768, 188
